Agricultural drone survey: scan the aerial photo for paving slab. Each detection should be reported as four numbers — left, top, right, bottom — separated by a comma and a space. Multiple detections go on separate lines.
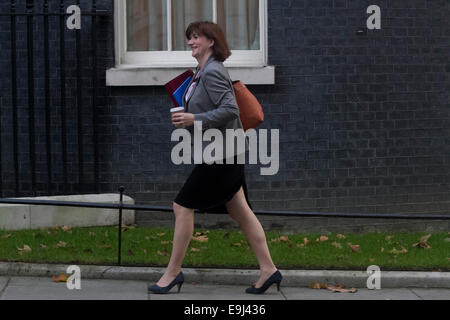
0, 277, 10, 297
0, 277, 147, 300
281, 287, 422, 300
149, 283, 284, 301
409, 288, 450, 300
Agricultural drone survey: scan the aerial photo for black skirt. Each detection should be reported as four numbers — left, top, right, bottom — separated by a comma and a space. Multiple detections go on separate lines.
174, 156, 252, 214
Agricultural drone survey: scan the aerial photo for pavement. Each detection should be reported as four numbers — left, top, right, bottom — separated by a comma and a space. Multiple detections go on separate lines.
0, 262, 449, 300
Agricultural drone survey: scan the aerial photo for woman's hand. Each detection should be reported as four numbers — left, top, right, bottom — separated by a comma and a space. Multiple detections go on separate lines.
172, 112, 195, 128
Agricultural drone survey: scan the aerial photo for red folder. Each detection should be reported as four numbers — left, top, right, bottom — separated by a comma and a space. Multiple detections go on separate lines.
165, 70, 194, 107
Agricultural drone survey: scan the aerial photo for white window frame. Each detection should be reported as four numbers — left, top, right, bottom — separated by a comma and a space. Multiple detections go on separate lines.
116, 0, 268, 67
108, 0, 274, 85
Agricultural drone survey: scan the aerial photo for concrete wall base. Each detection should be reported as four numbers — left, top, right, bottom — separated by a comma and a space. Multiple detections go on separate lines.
0, 194, 135, 230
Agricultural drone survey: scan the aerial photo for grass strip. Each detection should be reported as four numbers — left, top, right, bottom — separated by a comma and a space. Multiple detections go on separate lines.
0, 226, 448, 271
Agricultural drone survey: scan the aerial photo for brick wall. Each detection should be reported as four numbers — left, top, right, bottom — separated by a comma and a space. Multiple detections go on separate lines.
0, 0, 449, 229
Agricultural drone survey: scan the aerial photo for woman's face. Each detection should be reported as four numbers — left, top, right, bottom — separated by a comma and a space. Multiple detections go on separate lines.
188, 32, 214, 60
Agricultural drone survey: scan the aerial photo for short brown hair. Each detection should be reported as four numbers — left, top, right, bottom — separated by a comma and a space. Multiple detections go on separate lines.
186, 21, 231, 62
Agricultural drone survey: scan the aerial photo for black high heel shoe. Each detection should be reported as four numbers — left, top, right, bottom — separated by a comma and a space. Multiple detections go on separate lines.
245, 270, 282, 294
148, 272, 184, 294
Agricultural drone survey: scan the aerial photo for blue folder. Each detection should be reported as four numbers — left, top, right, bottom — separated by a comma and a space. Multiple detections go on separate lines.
172, 76, 192, 107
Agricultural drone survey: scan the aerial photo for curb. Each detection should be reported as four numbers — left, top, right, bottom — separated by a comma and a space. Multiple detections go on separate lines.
0, 262, 449, 288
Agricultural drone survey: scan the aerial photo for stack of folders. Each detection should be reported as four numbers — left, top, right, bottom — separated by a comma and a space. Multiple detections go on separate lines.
165, 70, 194, 107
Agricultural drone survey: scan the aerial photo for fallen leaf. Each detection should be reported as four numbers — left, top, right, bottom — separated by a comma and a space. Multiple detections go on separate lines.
161, 240, 170, 245
194, 231, 210, 236
40, 244, 48, 250
389, 247, 408, 255
381, 247, 385, 252
157, 233, 166, 237
347, 243, 361, 252
232, 243, 242, 247
190, 247, 201, 252
412, 234, 432, 249
193, 235, 209, 242
55, 241, 67, 248
318, 236, 328, 242
309, 282, 328, 290
331, 241, 342, 249
1, 234, 12, 239
157, 250, 169, 256
279, 236, 290, 242
62, 225, 72, 232
369, 258, 375, 263
296, 243, 304, 248
327, 285, 358, 293
385, 236, 393, 241
103, 244, 111, 249
143, 249, 147, 254
303, 237, 310, 245
17, 245, 32, 255
52, 274, 69, 283
337, 234, 346, 239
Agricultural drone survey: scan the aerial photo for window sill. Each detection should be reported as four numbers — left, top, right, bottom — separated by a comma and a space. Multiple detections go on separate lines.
105, 65, 275, 86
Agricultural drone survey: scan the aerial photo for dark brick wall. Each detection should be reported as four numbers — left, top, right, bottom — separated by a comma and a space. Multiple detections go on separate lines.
1, 0, 449, 226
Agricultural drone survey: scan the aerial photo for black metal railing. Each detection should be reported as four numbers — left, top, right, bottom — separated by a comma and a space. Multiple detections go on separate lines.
0, 0, 112, 197
0, 187, 449, 265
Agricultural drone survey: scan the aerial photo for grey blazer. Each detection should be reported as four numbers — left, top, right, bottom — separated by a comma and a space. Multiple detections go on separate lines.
183, 55, 249, 163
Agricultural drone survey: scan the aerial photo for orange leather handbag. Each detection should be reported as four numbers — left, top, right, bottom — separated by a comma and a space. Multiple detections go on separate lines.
232, 81, 264, 131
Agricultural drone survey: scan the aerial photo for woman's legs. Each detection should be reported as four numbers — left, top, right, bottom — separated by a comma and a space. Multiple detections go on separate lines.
156, 202, 194, 287
226, 186, 277, 288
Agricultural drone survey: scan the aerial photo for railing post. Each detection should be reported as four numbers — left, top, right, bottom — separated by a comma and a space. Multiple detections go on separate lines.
117, 186, 125, 265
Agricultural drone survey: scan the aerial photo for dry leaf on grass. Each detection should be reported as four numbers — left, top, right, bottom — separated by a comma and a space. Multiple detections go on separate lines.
157, 233, 166, 237
193, 235, 209, 242
194, 231, 210, 236
337, 234, 346, 239
347, 243, 361, 252
17, 245, 32, 255
1, 234, 12, 239
318, 236, 329, 242
389, 247, 408, 255
52, 274, 69, 283
55, 241, 67, 248
40, 244, 48, 250
331, 241, 342, 249
157, 250, 169, 256
190, 247, 201, 252
412, 234, 432, 249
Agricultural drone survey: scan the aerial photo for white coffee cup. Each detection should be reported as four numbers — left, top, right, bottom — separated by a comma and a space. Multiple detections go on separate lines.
170, 107, 185, 114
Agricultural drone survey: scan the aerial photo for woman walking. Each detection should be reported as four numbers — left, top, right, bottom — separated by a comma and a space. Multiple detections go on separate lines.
148, 21, 281, 295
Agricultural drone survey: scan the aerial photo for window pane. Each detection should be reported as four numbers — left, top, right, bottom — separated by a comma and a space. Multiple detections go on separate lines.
127, 0, 168, 51
217, 0, 260, 50
172, 0, 213, 51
